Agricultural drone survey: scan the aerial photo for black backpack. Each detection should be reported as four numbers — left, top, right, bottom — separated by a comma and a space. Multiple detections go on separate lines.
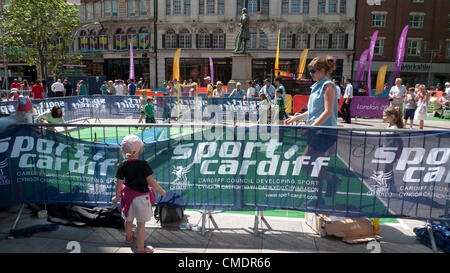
154, 206, 184, 223
154, 191, 186, 224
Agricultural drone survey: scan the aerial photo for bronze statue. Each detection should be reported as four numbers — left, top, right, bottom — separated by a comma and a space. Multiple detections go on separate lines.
234, 8, 250, 54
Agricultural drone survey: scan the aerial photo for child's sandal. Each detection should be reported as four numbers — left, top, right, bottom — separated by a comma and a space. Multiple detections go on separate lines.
125, 227, 136, 244
136, 245, 154, 253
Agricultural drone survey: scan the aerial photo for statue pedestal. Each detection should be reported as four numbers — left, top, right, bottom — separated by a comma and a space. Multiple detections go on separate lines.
229, 54, 253, 91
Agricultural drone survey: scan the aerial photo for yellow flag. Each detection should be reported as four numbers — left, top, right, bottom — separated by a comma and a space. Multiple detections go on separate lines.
172, 48, 182, 81
275, 29, 280, 76
376, 65, 388, 96
298, 49, 309, 79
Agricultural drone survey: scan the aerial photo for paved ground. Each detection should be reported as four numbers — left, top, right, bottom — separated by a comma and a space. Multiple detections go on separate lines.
0, 204, 438, 253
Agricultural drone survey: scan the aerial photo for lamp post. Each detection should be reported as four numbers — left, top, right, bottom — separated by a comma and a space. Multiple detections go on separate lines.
2, 31, 10, 90
423, 40, 443, 89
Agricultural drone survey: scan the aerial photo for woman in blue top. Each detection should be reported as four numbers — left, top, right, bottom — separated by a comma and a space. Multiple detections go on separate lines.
228, 82, 245, 99
77, 80, 87, 96
284, 56, 341, 208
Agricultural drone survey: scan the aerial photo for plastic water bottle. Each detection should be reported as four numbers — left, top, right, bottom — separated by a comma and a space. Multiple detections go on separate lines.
373, 218, 380, 235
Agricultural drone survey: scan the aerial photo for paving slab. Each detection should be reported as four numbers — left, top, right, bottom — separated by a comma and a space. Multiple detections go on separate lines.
0, 236, 67, 253
262, 231, 317, 253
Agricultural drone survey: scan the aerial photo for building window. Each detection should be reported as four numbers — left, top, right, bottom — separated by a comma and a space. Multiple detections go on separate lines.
212, 29, 225, 49
180, 29, 192, 48
165, 29, 177, 48
372, 13, 386, 27
374, 38, 384, 56
340, 0, 346, 14
172, 0, 181, 14
127, 28, 138, 49
218, 0, 224, 14
248, 0, 258, 13
237, 0, 269, 14
115, 29, 127, 50
410, 14, 424, 29
79, 31, 89, 52
93, 1, 101, 19
139, 0, 148, 16
249, 28, 268, 49
198, 29, 210, 49
166, 0, 171, 15
281, 0, 289, 14
128, 0, 136, 16
302, 0, 309, 14
104, 0, 118, 17
280, 28, 294, 49
207, 0, 215, 14
104, 0, 112, 17
139, 28, 150, 50
184, 0, 191, 15
86, 2, 93, 20
318, 0, 326, 14
316, 29, 329, 49
328, 0, 338, 13
296, 30, 309, 49
112, 0, 118, 16
291, 0, 300, 13
407, 39, 422, 56
199, 0, 204, 15
99, 29, 108, 51
332, 29, 345, 49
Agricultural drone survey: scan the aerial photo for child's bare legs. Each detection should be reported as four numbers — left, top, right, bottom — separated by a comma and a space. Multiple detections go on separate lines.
138, 113, 144, 124
124, 220, 134, 239
136, 222, 146, 252
419, 120, 424, 130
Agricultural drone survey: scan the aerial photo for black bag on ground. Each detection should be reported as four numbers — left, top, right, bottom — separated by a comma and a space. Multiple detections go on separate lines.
154, 191, 185, 224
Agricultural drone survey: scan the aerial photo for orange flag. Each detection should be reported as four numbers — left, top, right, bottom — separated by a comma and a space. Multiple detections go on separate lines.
376, 65, 388, 96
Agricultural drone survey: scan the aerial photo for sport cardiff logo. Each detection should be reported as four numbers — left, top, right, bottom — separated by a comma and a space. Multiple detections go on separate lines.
368, 170, 393, 197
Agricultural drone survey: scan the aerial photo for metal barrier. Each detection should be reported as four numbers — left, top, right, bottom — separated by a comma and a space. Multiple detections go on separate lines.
0, 95, 263, 124
0, 122, 448, 226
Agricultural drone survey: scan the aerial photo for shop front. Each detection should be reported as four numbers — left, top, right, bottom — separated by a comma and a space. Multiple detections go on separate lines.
104, 58, 150, 81
165, 58, 232, 86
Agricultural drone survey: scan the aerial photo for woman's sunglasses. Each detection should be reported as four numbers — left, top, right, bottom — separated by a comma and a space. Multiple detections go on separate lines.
309, 69, 316, 75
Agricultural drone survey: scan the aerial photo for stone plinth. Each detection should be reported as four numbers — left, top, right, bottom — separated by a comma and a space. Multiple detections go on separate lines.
229, 54, 253, 91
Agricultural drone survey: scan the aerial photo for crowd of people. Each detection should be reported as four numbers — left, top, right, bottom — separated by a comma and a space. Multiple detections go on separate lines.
387, 78, 450, 130
1, 77, 152, 101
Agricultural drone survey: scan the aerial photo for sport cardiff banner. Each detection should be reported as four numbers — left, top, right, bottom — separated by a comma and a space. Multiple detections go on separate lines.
0, 124, 449, 222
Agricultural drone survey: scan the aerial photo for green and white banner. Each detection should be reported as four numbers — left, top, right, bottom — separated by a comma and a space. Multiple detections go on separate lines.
0, 124, 449, 222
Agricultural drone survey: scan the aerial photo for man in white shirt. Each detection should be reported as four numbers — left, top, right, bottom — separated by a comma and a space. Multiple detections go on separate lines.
51, 79, 65, 97
259, 78, 276, 103
445, 82, 450, 99
389, 78, 407, 110
341, 78, 353, 124
245, 80, 257, 100
114, 79, 125, 96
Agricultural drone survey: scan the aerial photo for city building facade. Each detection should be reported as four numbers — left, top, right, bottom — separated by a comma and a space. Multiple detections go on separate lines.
354, 0, 450, 89
76, 0, 356, 88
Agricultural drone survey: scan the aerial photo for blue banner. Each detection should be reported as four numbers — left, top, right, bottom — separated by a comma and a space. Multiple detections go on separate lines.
0, 124, 449, 222
1, 96, 262, 122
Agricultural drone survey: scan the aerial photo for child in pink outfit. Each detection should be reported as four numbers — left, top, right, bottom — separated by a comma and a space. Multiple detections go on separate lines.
112, 135, 166, 253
